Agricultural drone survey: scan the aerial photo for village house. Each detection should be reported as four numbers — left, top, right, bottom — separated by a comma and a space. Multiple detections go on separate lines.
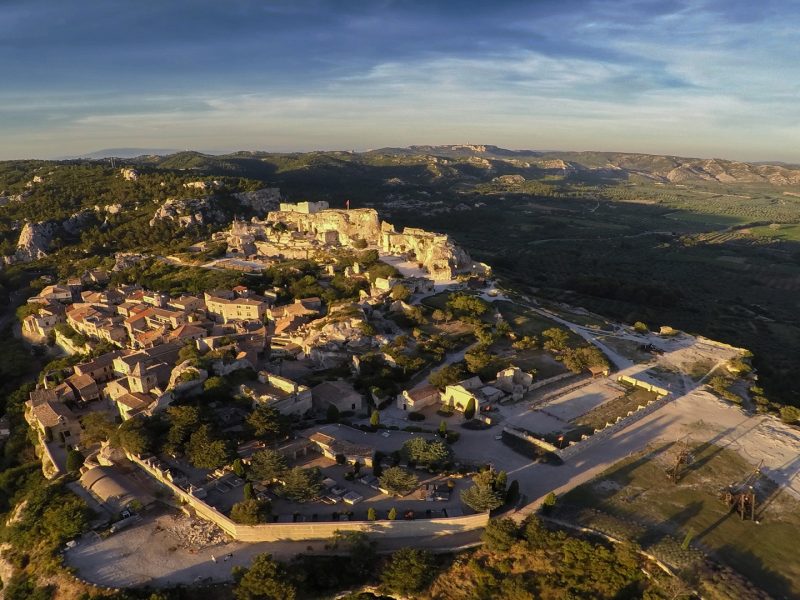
25, 390, 82, 444
74, 351, 124, 383
311, 379, 363, 413
204, 291, 269, 323
239, 372, 312, 416
29, 283, 75, 304
441, 376, 504, 413
397, 383, 440, 411
308, 429, 373, 466
495, 365, 535, 401
66, 373, 101, 403
21, 303, 65, 339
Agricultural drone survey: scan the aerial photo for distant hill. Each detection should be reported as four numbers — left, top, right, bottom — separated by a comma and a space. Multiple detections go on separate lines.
70, 148, 183, 160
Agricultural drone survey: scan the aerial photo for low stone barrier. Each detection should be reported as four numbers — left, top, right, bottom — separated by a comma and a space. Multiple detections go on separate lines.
502, 426, 558, 453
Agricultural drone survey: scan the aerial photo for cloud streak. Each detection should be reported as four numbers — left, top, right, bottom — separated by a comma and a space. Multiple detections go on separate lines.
0, 0, 797, 160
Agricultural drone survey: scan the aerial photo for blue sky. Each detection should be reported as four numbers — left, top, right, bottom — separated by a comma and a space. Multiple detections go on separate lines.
1, 0, 797, 161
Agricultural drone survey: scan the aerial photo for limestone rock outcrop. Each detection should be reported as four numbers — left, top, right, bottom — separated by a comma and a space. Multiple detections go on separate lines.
266, 207, 381, 246
150, 197, 218, 227
15, 221, 58, 263
233, 188, 281, 216
63, 210, 94, 235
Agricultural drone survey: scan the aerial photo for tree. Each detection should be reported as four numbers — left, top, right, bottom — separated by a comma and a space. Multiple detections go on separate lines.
780, 405, 800, 424
438, 420, 447, 437
328, 530, 379, 579
633, 321, 649, 333
247, 405, 288, 440
512, 335, 539, 351
370, 409, 380, 428
390, 284, 411, 302
380, 547, 436, 596
379, 467, 419, 496
388, 507, 397, 520
542, 328, 570, 353
494, 470, 508, 493
465, 347, 492, 374
250, 449, 288, 482
282, 467, 323, 502
116, 417, 151, 455
164, 405, 201, 456
80, 412, 117, 446
506, 480, 520, 505
66, 449, 84, 472
447, 293, 489, 317
233, 458, 245, 477
233, 553, 297, 600
562, 346, 609, 374
243, 482, 254, 501
177, 342, 202, 366
464, 397, 476, 420
186, 424, 232, 470
326, 403, 340, 423
367, 507, 377, 521
482, 518, 519, 551
432, 309, 446, 324
402, 437, 451, 466
230, 498, 264, 524
429, 362, 467, 389
474, 324, 498, 346
203, 375, 229, 396
461, 469, 506, 512
541, 491, 557, 515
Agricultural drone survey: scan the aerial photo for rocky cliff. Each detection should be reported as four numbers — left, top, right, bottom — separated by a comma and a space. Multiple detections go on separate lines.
233, 188, 281, 215
150, 187, 282, 227
15, 221, 58, 263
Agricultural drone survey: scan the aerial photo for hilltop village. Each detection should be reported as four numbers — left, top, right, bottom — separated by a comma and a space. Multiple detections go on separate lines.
10, 193, 800, 598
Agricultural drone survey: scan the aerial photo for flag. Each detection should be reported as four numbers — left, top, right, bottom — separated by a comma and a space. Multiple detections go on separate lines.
345, 199, 350, 210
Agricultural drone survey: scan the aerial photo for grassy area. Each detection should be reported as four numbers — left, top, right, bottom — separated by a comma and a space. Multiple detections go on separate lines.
664, 211, 751, 227
495, 301, 581, 342
511, 349, 569, 379
748, 223, 800, 241
573, 387, 658, 432
555, 443, 800, 599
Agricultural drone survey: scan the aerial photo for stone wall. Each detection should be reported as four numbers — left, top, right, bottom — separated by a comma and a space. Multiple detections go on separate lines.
128, 453, 489, 542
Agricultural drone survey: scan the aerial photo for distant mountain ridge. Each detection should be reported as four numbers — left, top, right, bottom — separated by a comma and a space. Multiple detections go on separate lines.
371, 145, 800, 186
65, 145, 800, 186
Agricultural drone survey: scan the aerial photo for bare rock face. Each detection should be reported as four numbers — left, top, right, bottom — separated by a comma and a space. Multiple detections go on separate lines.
380, 224, 477, 280
493, 174, 525, 184
149, 197, 222, 227
168, 360, 208, 393
233, 188, 281, 216
112, 252, 148, 271
15, 221, 58, 263
63, 210, 93, 235
267, 207, 382, 245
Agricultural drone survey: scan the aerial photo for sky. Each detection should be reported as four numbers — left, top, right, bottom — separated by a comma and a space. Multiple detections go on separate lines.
0, 0, 798, 161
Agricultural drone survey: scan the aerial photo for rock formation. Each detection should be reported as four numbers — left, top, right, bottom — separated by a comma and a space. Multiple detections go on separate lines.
233, 188, 281, 215
15, 221, 58, 263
